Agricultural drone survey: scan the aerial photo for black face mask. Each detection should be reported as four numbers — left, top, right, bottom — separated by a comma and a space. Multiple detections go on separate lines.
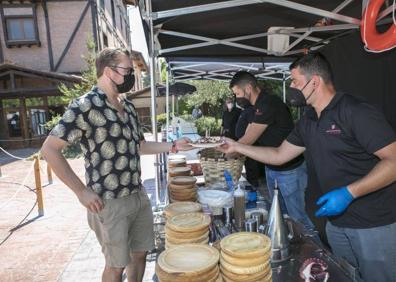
236, 97, 251, 109
112, 72, 135, 93
236, 89, 251, 109
286, 79, 314, 107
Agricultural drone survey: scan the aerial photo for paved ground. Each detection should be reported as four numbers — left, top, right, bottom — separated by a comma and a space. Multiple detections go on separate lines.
0, 133, 175, 282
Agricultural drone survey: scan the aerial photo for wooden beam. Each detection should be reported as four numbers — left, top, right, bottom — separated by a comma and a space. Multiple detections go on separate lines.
20, 97, 29, 142
43, 0, 54, 70
0, 87, 61, 98
10, 69, 72, 84
54, 1, 90, 71
0, 6, 8, 50
0, 71, 11, 78
0, 99, 9, 139
89, 0, 99, 52
32, 3, 41, 47
10, 70, 15, 89
0, 25, 3, 63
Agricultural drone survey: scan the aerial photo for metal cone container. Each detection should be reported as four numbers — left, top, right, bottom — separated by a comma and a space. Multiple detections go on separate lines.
266, 184, 290, 263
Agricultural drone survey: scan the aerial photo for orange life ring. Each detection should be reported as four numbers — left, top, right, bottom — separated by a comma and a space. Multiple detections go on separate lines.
360, 0, 396, 51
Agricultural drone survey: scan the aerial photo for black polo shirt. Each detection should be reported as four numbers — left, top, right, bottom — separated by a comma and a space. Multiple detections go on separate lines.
287, 93, 396, 228
235, 105, 255, 140
253, 91, 303, 171
222, 107, 241, 140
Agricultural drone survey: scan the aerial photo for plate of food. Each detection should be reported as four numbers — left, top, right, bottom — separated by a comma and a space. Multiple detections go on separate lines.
189, 136, 225, 148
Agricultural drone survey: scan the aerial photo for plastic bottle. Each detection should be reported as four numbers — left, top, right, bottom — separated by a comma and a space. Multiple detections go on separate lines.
176, 120, 182, 138
233, 184, 246, 231
223, 170, 234, 192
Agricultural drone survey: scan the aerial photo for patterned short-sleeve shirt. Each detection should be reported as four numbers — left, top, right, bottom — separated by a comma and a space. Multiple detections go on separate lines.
50, 86, 145, 200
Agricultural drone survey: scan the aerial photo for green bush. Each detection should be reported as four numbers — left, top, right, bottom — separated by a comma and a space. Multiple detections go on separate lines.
178, 114, 194, 122
45, 114, 62, 131
156, 113, 169, 126
195, 117, 222, 136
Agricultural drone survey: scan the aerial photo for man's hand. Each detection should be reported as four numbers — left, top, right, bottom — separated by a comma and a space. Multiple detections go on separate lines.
216, 137, 239, 154
315, 186, 354, 217
77, 188, 104, 213
175, 137, 193, 151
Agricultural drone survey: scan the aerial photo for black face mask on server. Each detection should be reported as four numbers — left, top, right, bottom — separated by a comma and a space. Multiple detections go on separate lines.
287, 79, 314, 107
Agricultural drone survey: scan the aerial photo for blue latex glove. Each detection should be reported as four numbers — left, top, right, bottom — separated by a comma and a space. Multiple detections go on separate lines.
315, 186, 354, 217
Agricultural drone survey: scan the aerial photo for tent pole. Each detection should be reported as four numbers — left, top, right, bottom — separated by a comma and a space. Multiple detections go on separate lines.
172, 94, 175, 118
166, 67, 170, 141
147, 0, 161, 207
282, 72, 286, 103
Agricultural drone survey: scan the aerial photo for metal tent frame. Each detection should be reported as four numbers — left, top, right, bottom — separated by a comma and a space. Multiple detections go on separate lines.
139, 0, 395, 207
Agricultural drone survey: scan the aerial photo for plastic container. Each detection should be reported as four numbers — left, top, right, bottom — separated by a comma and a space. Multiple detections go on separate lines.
233, 185, 245, 230
197, 189, 233, 215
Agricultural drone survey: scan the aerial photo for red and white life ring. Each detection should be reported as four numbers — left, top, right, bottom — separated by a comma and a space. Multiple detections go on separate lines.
361, 0, 396, 51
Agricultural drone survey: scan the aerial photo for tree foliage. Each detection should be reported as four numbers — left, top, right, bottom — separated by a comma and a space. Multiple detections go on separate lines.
57, 37, 97, 105
180, 80, 232, 119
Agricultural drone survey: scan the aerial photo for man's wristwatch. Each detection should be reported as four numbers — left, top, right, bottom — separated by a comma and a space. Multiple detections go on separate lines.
170, 141, 178, 153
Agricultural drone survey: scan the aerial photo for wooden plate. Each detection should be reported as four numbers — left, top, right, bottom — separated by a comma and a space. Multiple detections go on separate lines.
166, 230, 209, 244
158, 244, 219, 275
164, 202, 202, 218
167, 212, 211, 233
171, 176, 197, 185
169, 196, 197, 203
169, 167, 191, 176
220, 265, 272, 282
168, 159, 187, 168
165, 237, 209, 249
171, 193, 197, 201
165, 225, 207, 239
168, 183, 196, 191
156, 263, 219, 282
220, 232, 271, 259
170, 190, 197, 199
220, 256, 270, 275
221, 250, 270, 267
169, 187, 197, 195
168, 154, 187, 161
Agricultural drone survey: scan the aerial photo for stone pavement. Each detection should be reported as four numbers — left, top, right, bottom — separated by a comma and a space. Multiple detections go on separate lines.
0, 133, 175, 282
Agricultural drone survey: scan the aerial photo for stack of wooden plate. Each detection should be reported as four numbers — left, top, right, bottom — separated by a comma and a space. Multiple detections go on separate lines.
219, 232, 272, 282
164, 201, 202, 220
156, 244, 222, 282
168, 158, 187, 168
165, 212, 211, 249
168, 166, 191, 177
168, 176, 197, 202
168, 154, 187, 162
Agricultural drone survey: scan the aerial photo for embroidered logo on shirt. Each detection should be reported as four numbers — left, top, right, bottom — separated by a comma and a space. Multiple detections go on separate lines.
326, 124, 342, 135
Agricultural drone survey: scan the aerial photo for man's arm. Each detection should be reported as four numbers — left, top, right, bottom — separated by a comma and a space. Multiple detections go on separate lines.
237, 123, 267, 145
218, 138, 305, 166
41, 136, 103, 213
348, 141, 396, 197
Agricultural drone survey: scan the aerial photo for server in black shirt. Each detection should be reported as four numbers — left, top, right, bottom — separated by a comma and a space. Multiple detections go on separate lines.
219, 53, 396, 282
235, 105, 265, 189
229, 71, 314, 232
221, 97, 241, 140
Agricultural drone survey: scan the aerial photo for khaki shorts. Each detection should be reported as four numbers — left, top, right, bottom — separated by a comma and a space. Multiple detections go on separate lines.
87, 189, 155, 268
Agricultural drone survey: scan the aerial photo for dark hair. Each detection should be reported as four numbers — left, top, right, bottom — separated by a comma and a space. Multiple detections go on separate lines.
229, 71, 258, 89
289, 53, 334, 84
96, 47, 131, 78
